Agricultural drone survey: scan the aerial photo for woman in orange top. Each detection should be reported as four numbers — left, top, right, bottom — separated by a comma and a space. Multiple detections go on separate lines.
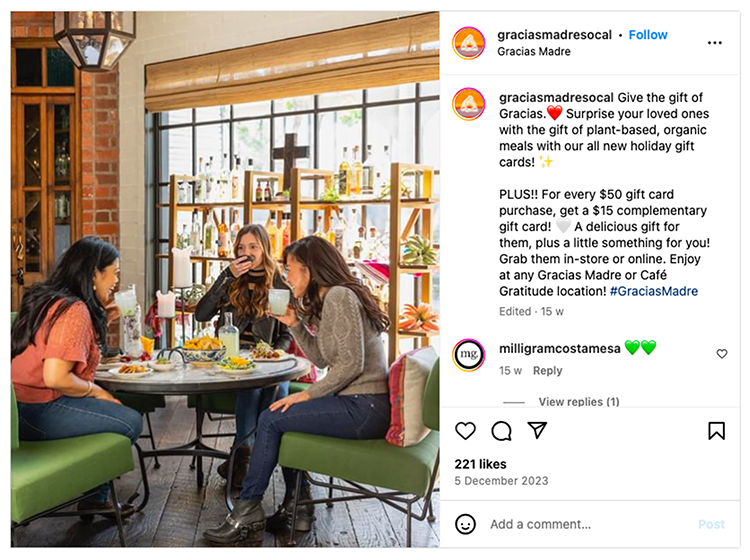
11, 236, 143, 517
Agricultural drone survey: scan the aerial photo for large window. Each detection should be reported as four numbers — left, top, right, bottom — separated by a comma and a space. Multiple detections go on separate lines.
149, 82, 440, 344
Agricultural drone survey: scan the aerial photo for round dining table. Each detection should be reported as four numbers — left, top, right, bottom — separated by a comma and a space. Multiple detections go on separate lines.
96, 354, 311, 511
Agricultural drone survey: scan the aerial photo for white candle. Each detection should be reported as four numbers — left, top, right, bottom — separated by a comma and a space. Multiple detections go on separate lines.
156, 290, 176, 318
172, 246, 193, 288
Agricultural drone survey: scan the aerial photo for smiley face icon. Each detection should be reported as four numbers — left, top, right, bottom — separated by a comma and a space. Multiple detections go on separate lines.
455, 513, 477, 535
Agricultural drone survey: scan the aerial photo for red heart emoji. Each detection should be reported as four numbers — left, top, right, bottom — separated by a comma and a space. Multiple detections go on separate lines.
547, 105, 563, 120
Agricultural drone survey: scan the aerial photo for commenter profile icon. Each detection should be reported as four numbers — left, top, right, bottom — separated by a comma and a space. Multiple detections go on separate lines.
452, 339, 485, 372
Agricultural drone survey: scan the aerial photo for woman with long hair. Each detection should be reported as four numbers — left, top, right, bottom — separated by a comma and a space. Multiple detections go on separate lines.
194, 224, 293, 486
11, 236, 143, 517
204, 236, 391, 545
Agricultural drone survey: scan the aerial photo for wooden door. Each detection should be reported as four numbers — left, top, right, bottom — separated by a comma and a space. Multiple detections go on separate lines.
12, 96, 48, 309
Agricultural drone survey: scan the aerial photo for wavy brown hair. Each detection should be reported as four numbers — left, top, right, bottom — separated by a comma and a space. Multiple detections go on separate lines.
283, 236, 390, 333
227, 224, 281, 319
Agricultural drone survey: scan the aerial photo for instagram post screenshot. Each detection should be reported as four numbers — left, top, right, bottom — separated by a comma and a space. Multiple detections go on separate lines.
2, 1, 749, 557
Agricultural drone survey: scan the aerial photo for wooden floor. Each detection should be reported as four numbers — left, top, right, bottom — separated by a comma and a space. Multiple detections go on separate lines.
14, 396, 440, 548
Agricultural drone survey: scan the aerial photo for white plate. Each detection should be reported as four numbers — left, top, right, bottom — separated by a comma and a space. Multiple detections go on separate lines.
250, 352, 293, 363
108, 367, 153, 379
216, 365, 257, 374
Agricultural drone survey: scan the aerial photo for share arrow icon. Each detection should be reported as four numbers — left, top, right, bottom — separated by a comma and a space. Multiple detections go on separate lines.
528, 422, 547, 440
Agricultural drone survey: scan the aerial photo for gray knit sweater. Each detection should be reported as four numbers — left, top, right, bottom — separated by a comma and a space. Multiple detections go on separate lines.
290, 286, 388, 399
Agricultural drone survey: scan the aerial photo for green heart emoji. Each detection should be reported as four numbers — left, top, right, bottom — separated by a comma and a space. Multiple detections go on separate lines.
625, 340, 640, 355
641, 340, 657, 355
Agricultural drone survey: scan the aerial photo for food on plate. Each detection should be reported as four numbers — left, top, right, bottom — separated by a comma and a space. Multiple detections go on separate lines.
184, 336, 223, 350
118, 365, 149, 374
251, 341, 284, 360
155, 356, 171, 365
218, 356, 256, 370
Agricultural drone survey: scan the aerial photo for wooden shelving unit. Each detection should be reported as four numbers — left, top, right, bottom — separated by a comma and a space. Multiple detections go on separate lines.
163, 163, 438, 361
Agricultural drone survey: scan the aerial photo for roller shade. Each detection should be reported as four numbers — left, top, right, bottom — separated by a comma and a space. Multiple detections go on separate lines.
145, 12, 439, 112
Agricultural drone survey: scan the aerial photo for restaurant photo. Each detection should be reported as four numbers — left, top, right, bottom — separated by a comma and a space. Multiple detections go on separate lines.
9, 10, 440, 548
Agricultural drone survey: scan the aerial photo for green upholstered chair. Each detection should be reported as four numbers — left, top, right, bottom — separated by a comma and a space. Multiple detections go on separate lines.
10, 385, 135, 546
278, 358, 440, 547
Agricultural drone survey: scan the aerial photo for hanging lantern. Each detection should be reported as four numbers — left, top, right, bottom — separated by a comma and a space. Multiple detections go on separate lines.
53, 12, 136, 72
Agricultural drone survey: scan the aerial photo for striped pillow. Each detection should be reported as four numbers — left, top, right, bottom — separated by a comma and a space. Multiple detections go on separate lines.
385, 347, 438, 447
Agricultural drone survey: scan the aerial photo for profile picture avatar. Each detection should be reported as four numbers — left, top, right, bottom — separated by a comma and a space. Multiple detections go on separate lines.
452, 339, 485, 371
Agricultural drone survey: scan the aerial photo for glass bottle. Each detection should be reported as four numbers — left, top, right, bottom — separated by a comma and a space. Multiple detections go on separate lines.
334, 214, 347, 255
121, 284, 143, 358
368, 226, 379, 260
267, 216, 280, 259
263, 180, 273, 202
362, 144, 374, 196
219, 153, 230, 201
230, 208, 242, 245
195, 157, 205, 202
255, 178, 264, 202
338, 147, 351, 198
326, 216, 336, 246
218, 312, 240, 358
314, 215, 326, 238
218, 210, 230, 258
380, 145, 391, 190
231, 156, 242, 201
206, 156, 216, 202
177, 224, 190, 249
203, 211, 218, 257
352, 145, 362, 197
282, 212, 292, 253
190, 210, 203, 255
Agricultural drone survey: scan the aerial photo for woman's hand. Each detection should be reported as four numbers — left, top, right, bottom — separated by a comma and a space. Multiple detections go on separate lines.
91, 384, 122, 405
268, 304, 300, 328
229, 256, 255, 278
269, 391, 310, 413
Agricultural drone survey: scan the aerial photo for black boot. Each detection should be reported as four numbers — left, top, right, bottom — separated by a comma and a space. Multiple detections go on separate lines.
267, 485, 315, 534
203, 498, 265, 546
217, 446, 251, 489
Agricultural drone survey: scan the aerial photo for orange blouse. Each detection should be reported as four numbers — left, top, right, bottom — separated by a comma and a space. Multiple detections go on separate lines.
11, 300, 101, 404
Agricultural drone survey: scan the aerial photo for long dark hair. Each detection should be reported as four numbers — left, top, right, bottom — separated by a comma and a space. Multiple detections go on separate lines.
11, 236, 119, 358
228, 224, 282, 318
283, 236, 390, 333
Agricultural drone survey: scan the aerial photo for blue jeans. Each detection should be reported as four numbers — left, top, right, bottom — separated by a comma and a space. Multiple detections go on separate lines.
17, 396, 143, 501
234, 382, 289, 446
239, 393, 391, 499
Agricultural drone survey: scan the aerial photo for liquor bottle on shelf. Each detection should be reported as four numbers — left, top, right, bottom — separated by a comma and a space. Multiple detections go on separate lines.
178, 180, 190, 204
380, 145, 391, 190
219, 153, 230, 201
314, 215, 326, 239
190, 210, 203, 255
352, 145, 363, 197
230, 208, 242, 245
177, 224, 190, 249
362, 144, 374, 196
346, 208, 360, 258
282, 212, 291, 253
354, 226, 366, 260
231, 156, 243, 201
205, 267, 216, 290
267, 216, 280, 259
218, 210, 230, 258
206, 156, 216, 202
196, 157, 206, 202
255, 177, 264, 202
218, 311, 240, 358
263, 180, 273, 202
338, 147, 352, 198
334, 214, 347, 255
203, 210, 218, 257
367, 226, 379, 260
326, 218, 336, 246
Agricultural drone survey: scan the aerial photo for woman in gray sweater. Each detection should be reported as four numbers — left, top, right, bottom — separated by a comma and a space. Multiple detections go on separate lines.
204, 236, 391, 545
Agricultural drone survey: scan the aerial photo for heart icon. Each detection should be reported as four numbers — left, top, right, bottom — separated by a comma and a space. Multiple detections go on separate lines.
717, 349, 728, 359
547, 105, 563, 120
641, 340, 657, 355
455, 421, 476, 441
624, 340, 640, 355
556, 218, 571, 233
